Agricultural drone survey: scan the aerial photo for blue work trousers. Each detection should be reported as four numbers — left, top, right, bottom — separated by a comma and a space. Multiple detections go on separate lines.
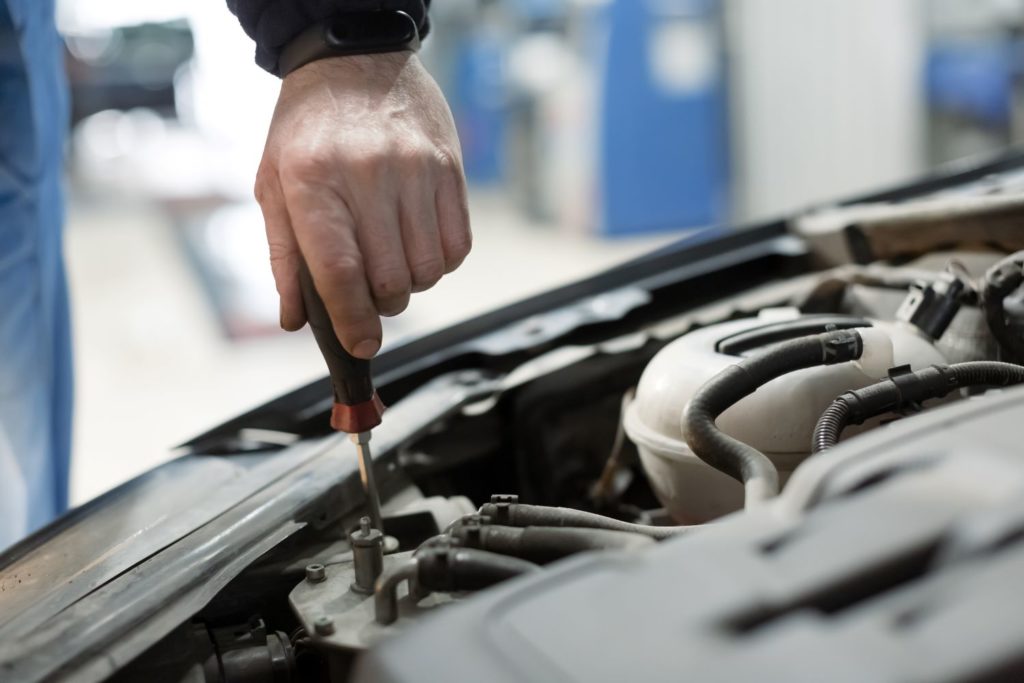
0, 0, 72, 549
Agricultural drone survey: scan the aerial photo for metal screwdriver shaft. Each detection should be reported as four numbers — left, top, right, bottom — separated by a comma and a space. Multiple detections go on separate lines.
351, 431, 383, 532
298, 261, 386, 530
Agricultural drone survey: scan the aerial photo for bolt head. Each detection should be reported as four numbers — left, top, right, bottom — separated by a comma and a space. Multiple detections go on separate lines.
490, 494, 519, 505
314, 616, 335, 636
351, 523, 384, 547
306, 563, 327, 583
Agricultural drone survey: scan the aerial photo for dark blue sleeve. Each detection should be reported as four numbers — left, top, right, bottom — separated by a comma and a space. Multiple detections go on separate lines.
227, 0, 431, 75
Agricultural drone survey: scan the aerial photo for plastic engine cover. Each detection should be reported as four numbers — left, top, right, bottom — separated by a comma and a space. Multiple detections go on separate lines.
355, 386, 1024, 683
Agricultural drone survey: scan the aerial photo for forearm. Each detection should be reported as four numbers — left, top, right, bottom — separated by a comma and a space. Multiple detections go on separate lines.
227, 0, 431, 75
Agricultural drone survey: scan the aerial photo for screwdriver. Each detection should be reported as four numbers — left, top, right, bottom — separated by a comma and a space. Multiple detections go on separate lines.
298, 261, 386, 532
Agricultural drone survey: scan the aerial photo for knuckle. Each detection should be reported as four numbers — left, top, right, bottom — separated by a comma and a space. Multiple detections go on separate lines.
266, 235, 297, 265
369, 265, 411, 300
447, 228, 473, 259
253, 177, 268, 203
320, 255, 364, 287
279, 152, 332, 185
400, 144, 433, 169
266, 240, 294, 263
266, 247, 298, 295
442, 236, 472, 273
444, 255, 465, 273
254, 164, 276, 203
410, 256, 444, 289
433, 148, 460, 173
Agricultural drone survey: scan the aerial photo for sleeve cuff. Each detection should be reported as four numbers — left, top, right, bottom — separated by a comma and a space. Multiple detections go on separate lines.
254, 1, 430, 76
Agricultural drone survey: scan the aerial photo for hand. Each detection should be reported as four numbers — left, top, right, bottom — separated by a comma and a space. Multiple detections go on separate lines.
255, 52, 471, 359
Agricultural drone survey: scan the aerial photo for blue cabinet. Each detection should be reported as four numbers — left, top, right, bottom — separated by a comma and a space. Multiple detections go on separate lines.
598, 0, 730, 235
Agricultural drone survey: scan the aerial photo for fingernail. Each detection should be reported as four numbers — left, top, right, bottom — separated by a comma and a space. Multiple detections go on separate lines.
353, 339, 380, 359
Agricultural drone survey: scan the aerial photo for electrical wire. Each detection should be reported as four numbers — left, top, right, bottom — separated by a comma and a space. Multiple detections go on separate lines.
812, 361, 1024, 453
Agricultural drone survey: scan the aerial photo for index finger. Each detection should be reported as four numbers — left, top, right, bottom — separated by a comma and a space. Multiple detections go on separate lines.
281, 177, 382, 359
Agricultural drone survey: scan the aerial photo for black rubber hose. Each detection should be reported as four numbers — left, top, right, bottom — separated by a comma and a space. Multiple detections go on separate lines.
448, 524, 654, 564
812, 361, 1024, 453
982, 252, 1024, 363
477, 502, 687, 540
682, 329, 865, 506
415, 547, 538, 593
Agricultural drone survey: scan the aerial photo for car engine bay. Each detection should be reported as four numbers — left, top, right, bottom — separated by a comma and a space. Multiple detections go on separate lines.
4, 156, 1024, 683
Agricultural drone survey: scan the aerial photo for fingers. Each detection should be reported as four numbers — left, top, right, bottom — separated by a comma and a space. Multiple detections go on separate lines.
401, 177, 445, 294
280, 166, 382, 359
265, 149, 468, 360
435, 157, 472, 273
357, 199, 412, 317
255, 172, 306, 331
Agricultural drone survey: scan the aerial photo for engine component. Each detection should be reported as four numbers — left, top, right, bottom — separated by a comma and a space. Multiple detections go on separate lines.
794, 193, 1024, 266
812, 361, 1024, 453
624, 312, 946, 521
896, 273, 968, 340
414, 546, 539, 593
447, 519, 653, 563
370, 498, 664, 628
289, 552, 455, 652
354, 386, 1024, 683
982, 251, 1024, 362
374, 548, 537, 626
476, 496, 686, 540
203, 619, 295, 683
349, 517, 384, 595
682, 327, 866, 508
374, 560, 420, 627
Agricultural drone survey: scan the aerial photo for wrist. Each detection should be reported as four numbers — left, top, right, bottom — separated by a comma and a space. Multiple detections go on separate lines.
282, 52, 417, 90
277, 10, 421, 78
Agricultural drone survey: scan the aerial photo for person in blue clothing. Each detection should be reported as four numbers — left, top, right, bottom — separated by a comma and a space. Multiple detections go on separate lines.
0, 0, 470, 548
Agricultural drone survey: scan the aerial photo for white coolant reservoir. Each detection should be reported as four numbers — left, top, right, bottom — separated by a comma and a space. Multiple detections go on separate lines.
623, 312, 946, 522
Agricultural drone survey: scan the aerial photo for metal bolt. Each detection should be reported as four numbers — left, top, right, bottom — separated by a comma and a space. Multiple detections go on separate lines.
462, 515, 486, 545
490, 494, 518, 524
305, 563, 326, 583
351, 516, 385, 595
314, 616, 335, 636
490, 494, 519, 505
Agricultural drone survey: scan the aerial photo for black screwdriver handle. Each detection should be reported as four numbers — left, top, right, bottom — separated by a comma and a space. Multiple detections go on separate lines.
298, 261, 376, 407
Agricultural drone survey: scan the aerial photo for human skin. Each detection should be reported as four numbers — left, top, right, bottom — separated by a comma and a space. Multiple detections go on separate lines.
255, 51, 471, 358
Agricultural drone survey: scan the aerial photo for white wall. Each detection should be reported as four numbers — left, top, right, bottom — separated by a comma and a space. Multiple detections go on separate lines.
727, 0, 928, 221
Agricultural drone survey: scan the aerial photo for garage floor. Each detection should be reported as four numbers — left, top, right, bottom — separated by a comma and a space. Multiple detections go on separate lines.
66, 192, 680, 504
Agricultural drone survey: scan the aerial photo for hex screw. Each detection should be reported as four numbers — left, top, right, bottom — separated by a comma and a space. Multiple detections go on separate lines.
314, 616, 335, 636
350, 516, 385, 595
463, 516, 485, 545
305, 563, 326, 583
490, 494, 518, 524
490, 494, 519, 505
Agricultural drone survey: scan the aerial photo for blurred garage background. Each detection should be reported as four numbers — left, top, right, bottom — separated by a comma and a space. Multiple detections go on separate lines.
59, 0, 1024, 502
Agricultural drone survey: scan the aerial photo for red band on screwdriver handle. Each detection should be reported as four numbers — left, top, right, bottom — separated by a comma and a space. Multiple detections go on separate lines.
331, 394, 386, 433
